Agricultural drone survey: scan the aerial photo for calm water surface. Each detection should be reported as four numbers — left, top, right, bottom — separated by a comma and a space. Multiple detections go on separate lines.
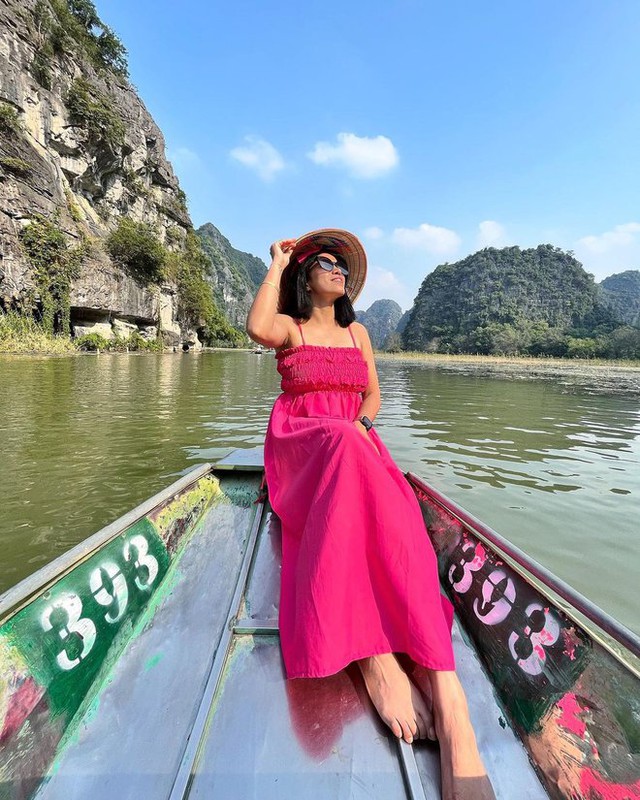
1, 352, 638, 634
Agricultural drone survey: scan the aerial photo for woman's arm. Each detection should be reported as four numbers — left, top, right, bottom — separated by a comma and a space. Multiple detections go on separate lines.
352, 322, 381, 428
246, 239, 296, 348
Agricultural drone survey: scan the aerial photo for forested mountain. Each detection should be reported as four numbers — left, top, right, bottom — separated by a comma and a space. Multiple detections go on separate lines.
196, 223, 267, 328
598, 271, 640, 328
401, 245, 639, 358
356, 299, 403, 349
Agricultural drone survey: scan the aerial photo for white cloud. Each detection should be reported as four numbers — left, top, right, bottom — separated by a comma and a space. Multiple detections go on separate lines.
355, 266, 412, 312
574, 222, 640, 281
308, 132, 399, 179
477, 220, 507, 248
391, 223, 460, 255
363, 226, 384, 240
167, 146, 201, 172
230, 135, 285, 181
576, 223, 640, 254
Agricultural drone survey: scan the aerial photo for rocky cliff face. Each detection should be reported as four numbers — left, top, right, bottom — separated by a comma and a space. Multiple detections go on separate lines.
0, 0, 199, 345
356, 298, 404, 349
196, 223, 266, 329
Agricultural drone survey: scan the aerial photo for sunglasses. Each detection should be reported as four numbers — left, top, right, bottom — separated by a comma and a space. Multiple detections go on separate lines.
313, 256, 349, 277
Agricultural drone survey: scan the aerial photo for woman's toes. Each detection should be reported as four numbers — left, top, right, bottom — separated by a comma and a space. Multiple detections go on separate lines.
390, 718, 403, 739
400, 719, 415, 743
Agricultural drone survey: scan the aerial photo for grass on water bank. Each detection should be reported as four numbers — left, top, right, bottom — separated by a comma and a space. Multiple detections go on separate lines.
374, 350, 640, 369
0, 313, 162, 355
0, 312, 76, 354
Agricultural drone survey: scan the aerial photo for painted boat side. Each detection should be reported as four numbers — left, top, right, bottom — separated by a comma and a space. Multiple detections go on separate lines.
408, 474, 640, 800
0, 468, 225, 796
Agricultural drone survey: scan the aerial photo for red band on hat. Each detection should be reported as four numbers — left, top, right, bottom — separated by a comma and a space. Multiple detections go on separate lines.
294, 245, 322, 264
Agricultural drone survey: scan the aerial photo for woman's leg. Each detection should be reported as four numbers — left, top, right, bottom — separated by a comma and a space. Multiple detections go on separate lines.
408, 663, 496, 800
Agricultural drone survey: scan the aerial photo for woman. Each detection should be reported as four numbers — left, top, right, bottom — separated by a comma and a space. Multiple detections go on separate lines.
246, 230, 495, 800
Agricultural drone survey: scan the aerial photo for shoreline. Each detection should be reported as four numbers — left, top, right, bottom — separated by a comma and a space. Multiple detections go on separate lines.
374, 351, 640, 395
2, 345, 639, 369
374, 350, 640, 370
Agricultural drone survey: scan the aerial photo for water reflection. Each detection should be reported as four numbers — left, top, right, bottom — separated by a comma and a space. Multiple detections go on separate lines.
1, 352, 638, 635
372, 362, 639, 634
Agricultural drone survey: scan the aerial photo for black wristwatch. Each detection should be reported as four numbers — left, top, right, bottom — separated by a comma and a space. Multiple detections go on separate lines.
357, 415, 374, 431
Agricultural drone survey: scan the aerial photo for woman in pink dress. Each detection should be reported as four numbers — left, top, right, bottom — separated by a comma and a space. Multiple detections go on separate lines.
246, 230, 495, 800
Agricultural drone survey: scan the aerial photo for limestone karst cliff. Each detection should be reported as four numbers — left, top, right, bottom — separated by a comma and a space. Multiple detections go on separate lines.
355, 298, 403, 349
0, 0, 243, 348
196, 223, 267, 330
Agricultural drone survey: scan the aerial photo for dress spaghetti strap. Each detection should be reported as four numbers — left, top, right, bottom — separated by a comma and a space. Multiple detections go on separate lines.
347, 324, 357, 347
296, 320, 306, 345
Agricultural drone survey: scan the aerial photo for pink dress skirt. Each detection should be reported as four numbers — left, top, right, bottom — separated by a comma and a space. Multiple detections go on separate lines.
263, 324, 455, 679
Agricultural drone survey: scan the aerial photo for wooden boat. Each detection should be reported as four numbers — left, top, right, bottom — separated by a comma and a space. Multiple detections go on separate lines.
1, 447, 638, 799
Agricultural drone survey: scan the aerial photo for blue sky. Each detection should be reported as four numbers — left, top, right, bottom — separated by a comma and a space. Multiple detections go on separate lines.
99, 0, 640, 312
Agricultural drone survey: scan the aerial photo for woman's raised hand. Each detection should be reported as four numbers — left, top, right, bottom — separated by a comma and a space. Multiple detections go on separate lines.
270, 239, 297, 271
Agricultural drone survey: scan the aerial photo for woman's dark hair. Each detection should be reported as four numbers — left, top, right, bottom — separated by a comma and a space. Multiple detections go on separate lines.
279, 252, 357, 326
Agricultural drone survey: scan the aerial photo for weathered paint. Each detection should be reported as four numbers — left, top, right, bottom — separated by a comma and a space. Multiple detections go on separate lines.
0, 470, 227, 798
417, 491, 591, 733
3, 519, 170, 719
150, 475, 222, 553
413, 484, 640, 800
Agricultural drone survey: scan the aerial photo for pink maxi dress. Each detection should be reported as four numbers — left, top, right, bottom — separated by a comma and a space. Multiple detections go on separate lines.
263, 321, 455, 679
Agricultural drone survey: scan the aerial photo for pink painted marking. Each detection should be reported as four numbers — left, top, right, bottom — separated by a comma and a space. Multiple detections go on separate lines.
0, 677, 44, 743
470, 542, 487, 569
580, 769, 640, 799
540, 629, 556, 644
556, 693, 587, 739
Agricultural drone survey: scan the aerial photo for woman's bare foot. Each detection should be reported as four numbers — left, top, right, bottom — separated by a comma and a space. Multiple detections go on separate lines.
395, 654, 437, 740
357, 652, 431, 744
430, 672, 496, 800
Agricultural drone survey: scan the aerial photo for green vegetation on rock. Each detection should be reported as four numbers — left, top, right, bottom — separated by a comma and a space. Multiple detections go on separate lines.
19, 213, 86, 336
32, 0, 128, 82
75, 331, 163, 352
0, 103, 20, 132
197, 222, 265, 303
165, 231, 244, 346
106, 218, 166, 284
67, 78, 125, 150
107, 221, 243, 346
0, 157, 33, 176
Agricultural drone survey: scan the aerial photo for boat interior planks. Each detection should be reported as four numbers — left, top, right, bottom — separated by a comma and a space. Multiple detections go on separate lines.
186, 634, 410, 800
1, 446, 638, 799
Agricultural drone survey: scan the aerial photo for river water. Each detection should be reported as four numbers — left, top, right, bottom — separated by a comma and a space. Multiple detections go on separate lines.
1, 351, 638, 634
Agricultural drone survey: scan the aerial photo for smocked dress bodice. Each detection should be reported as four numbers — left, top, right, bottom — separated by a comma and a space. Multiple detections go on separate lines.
276, 344, 369, 395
